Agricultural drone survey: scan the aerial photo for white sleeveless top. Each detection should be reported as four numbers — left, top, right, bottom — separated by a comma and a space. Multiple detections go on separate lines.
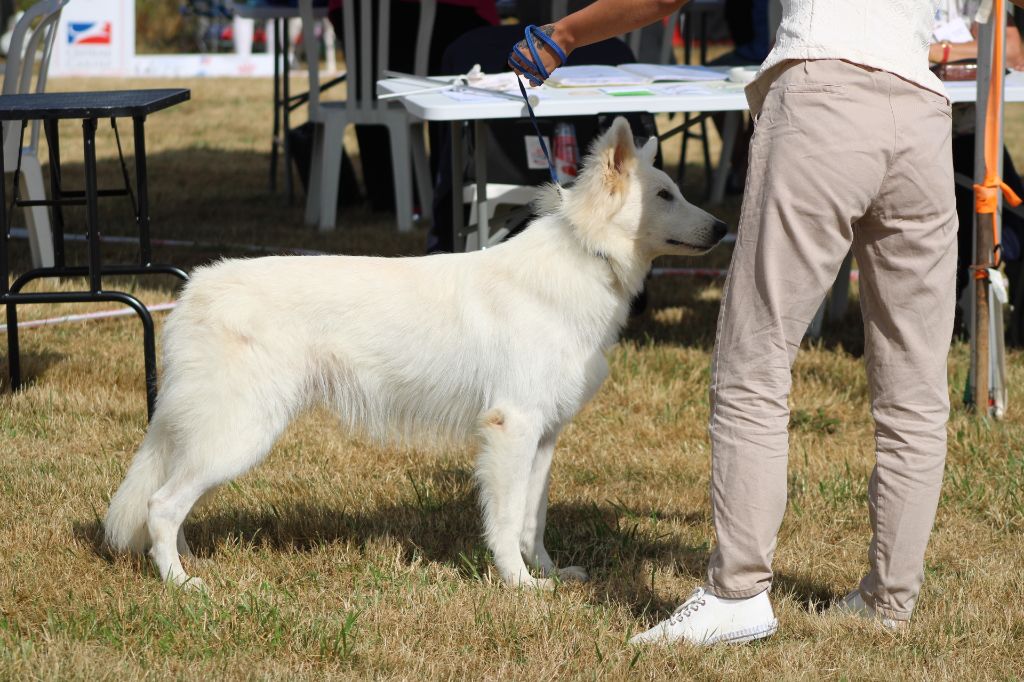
755, 0, 944, 96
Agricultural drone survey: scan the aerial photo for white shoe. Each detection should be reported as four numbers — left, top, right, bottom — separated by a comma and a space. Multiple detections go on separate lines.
833, 590, 907, 631
629, 587, 779, 645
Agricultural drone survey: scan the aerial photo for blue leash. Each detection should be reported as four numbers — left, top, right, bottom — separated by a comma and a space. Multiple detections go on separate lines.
508, 25, 567, 184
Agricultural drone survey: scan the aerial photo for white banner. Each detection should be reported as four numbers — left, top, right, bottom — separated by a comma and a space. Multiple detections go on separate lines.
50, 0, 274, 78
50, 0, 134, 76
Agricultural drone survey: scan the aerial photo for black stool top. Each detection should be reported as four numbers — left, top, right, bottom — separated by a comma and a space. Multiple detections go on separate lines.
0, 89, 190, 120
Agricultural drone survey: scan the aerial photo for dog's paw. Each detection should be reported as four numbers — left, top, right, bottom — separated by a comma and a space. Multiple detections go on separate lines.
555, 566, 589, 582
524, 573, 557, 589
172, 576, 209, 593
504, 574, 556, 591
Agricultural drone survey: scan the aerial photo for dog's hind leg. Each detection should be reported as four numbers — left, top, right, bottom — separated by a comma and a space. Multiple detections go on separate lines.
519, 430, 588, 583
475, 407, 550, 589
148, 406, 291, 590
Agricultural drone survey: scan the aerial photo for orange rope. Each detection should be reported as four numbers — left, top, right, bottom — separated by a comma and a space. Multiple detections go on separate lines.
974, 0, 1023, 272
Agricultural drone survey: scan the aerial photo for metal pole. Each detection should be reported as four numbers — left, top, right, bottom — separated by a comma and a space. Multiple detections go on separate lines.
474, 120, 489, 248
134, 115, 151, 267
82, 118, 102, 294
970, 7, 1006, 415
451, 121, 465, 251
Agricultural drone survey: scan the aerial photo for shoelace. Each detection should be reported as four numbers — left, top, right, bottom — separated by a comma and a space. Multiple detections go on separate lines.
507, 25, 567, 185
668, 588, 708, 624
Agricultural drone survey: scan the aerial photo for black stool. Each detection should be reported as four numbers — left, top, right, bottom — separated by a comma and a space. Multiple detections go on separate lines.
0, 89, 191, 420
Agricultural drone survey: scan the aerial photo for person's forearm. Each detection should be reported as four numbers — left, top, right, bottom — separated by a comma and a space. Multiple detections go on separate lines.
928, 40, 979, 63
550, 0, 690, 54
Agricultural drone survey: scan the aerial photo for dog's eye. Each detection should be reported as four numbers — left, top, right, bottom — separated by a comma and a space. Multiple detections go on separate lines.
657, 189, 673, 201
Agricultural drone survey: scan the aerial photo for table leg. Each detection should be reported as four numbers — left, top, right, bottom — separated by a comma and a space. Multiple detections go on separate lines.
0, 122, 8, 299
709, 110, 740, 204
474, 120, 489, 249
451, 121, 465, 252
0, 120, 19, 393
3, 289, 158, 419
271, 17, 282, 192
82, 118, 102, 293
43, 120, 66, 268
282, 17, 294, 204
133, 115, 152, 267
119, 291, 158, 420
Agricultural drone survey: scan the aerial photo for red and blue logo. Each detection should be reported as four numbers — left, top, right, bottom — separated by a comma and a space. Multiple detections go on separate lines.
67, 21, 112, 45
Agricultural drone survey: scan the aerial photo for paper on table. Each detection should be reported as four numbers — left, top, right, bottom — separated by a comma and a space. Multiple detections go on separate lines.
466, 71, 523, 92
601, 86, 655, 96
547, 65, 647, 87
933, 17, 974, 43
442, 88, 507, 102
441, 85, 549, 103
655, 83, 718, 96
547, 63, 727, 87
619, 63, 728, 82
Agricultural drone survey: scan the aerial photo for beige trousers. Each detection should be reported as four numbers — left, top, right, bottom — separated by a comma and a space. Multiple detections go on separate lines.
706, 60, 957, 621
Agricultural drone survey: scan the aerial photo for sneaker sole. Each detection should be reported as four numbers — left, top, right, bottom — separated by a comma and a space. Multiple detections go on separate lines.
708, 619, 779, 645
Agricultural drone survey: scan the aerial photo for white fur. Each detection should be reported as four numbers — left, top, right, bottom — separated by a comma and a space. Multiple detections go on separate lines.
103, 117, 725, 590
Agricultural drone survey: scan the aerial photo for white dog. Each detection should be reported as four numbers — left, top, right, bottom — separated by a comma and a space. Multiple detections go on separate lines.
103, 117, 726, 590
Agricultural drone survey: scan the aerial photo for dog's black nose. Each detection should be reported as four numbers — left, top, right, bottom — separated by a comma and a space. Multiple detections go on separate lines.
712, 220, 729, 241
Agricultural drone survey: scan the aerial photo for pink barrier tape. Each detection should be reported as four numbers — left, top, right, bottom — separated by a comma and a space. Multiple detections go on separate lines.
0, 302, 177, 334
9, 227, 328, 257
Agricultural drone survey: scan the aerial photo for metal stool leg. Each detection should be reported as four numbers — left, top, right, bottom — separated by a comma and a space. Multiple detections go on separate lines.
44, 120, 66, 268
0, 119, 18, 391
110, 292, 159, 419
82, 118, 102, 293
6, 303, 20, 390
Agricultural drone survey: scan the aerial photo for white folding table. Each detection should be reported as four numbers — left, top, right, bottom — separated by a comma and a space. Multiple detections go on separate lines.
378, 71, 1024, 251
377, 73, 750, 249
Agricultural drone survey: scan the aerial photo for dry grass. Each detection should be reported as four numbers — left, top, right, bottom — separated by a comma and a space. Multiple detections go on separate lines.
1, 77, 1023, 680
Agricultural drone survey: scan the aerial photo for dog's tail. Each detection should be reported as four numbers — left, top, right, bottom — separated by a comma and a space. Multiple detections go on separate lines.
103, 422, 170, 554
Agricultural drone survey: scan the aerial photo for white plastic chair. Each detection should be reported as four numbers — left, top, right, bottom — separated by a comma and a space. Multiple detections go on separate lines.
2, 0, 67, 268
301, 0, 435, 232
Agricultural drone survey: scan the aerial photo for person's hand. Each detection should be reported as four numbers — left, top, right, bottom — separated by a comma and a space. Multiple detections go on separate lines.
508, 24, 572, 87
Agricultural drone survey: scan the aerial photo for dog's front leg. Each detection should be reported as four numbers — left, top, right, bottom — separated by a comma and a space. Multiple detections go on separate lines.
475, 406, 552, 589
519, 430, 588, 583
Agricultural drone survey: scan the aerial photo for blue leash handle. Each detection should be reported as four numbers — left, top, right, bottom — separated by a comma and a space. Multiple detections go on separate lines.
508, 24, 567, 86
508, 25, 567, 185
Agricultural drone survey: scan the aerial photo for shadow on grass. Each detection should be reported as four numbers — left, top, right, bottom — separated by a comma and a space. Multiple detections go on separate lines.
71, 463, 837, 622
773, 573, 843, 614
71, 463, 723, 617
625, 270, 867, 355
0, 349, 66, 392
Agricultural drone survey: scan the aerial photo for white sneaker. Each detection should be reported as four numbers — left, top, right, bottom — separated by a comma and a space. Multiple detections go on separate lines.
629, 587, 779, 645
832, 590, 907, 631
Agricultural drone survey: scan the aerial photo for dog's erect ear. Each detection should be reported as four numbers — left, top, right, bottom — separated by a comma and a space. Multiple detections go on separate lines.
594, 117, 637, 189
639, 136, 658, 166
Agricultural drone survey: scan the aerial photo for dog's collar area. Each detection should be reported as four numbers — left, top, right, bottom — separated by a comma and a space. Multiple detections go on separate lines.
589, 247, 630, 293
